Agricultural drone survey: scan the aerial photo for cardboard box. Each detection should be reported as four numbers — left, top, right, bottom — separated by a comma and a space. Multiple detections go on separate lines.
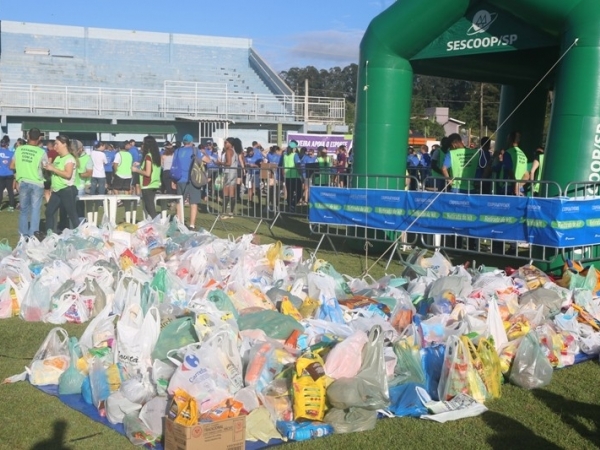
164, 416, 246, 450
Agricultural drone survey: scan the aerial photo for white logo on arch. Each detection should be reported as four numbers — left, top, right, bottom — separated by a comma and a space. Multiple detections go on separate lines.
467, 10, 498, 36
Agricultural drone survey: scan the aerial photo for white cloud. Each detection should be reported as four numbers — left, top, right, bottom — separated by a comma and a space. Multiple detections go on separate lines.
255, 29, 363, 70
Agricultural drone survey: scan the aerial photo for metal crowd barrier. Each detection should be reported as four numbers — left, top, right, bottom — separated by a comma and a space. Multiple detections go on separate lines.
203, 165, 343, 234
307, 173, 420, 267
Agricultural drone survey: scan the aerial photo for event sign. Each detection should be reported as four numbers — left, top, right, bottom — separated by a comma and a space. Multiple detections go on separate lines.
413, 2, 556, 60
287, 133, 352, 154
309, 186, 600, 248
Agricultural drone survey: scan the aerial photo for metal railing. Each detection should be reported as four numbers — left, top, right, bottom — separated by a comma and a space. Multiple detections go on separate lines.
0, 82, 346, 124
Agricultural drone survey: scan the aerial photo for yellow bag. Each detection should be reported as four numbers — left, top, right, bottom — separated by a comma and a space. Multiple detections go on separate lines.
298, 297, 320, 319
293, 353, 326, 421
281, 297, 303, 321
266, 241, 283, 268
460, 336, 489, 403
476, 338, 502, 399
169, 388, 198, 426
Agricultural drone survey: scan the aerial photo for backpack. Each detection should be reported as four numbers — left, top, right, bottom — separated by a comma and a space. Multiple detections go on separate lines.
189, 149, 208, 188
170, 150, 185, 182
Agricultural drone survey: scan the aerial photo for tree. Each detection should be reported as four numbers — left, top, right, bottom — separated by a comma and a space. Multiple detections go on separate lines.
279, 65, 500, 133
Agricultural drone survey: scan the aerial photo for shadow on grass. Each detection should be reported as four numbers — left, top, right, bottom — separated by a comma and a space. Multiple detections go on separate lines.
532, 390, 600, 448
482, 411, 562, 450
30, 420, 73, 450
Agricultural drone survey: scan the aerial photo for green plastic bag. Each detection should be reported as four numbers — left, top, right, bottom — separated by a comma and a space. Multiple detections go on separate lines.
151, 316, 198, 361
238, 310, 304, 340
58, 337, 85, 395
207, 289, 239, 320
391, 341, 426, 386
140, 282, 159, 316
314, 261, 353, 300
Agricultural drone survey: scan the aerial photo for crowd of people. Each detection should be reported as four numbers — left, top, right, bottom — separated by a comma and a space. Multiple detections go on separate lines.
407, 131, 545, 196
1, 129, 353, 237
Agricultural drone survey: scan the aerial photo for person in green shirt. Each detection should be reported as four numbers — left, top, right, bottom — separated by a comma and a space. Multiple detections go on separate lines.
10, 127, 48, 237
529, 146, 545, 196
312, 146, 331, 186
132, 136, 162, 219
43, 135, 80, 233
279, 140, 302, 212
74, 141, 92, 218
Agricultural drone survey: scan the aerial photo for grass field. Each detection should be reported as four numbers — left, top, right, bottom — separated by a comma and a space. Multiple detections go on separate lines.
0, 204, 599, 450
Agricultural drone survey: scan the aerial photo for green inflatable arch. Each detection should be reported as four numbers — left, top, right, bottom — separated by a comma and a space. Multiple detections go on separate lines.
353, 0, 600, 194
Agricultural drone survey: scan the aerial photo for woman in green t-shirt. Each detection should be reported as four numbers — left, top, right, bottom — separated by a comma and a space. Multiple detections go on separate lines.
44, 135, 80, 233
132, 136, 162, 219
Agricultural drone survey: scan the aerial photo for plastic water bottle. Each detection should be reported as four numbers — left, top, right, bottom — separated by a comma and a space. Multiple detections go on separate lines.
276, 421, 333, 441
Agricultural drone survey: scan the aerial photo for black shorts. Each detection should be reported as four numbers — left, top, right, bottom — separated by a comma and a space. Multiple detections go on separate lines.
105, 172, 113, 188
132, 172, 140, 186
112, 175, 132, 192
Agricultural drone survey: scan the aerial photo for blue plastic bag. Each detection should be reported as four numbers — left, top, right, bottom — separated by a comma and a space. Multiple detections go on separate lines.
388, 382, 428, 417
421, 344, 445, 401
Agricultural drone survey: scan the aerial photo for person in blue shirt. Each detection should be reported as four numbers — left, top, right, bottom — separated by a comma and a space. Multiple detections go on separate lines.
126, 139, 142, 195
0, 136, 16, 211
301, 148, 317, 204
406, 147, 421, 190
103, 144, 117, 193
202, 141, 219, 205
244, 146, 263, 208
419, 145, 431, 188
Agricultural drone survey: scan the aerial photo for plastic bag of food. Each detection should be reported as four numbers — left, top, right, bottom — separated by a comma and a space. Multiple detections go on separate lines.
323, 407, 377, 434
324, 330, 369, 380
509, 331, 553, 389
28, 327, 70, 386
437, 335, 487, 403
58, 337, 85, 395
327, 325, 390, 410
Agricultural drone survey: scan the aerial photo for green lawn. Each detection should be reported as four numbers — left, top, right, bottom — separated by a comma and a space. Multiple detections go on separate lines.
0, 204, 599, 450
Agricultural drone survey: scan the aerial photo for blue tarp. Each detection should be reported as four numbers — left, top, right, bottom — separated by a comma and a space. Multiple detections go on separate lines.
34, 384, 283, 449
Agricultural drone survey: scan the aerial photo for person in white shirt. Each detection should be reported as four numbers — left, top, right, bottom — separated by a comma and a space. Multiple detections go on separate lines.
90, 142, 108, 195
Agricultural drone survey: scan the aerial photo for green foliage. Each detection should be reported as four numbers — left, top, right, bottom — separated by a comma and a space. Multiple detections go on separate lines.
280, 66, 501, 135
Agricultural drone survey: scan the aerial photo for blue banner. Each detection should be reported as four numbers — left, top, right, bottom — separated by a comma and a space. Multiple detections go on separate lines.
308, 187, 600, 248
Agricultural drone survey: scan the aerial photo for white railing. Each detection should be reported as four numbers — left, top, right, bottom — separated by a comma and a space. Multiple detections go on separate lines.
0, 82, 346, 124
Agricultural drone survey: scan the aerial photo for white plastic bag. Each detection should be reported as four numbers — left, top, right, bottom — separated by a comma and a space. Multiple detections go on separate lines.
139, 396, 169, 436
167, 344, 231, 412
509, 331, 553, 389
487, 297, 508, 351
106, 391, 142, 425
116, 305, 160, 377
28, 327, 70, 386
120, 370, 155, 405
79, 303, 116, 354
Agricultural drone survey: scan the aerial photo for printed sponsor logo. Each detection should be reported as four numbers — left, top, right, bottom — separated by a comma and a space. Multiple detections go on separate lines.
447, 10, 518, 52
468, 10, 498, 35
588, 123, 600, 194
480, 215, 518, 224
487, 202, 511, 209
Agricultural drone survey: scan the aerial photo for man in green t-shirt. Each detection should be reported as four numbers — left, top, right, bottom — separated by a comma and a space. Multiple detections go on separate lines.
10, 128, 48, 237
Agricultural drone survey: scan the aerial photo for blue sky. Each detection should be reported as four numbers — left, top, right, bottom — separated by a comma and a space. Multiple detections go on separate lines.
1, 0, 396, 70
